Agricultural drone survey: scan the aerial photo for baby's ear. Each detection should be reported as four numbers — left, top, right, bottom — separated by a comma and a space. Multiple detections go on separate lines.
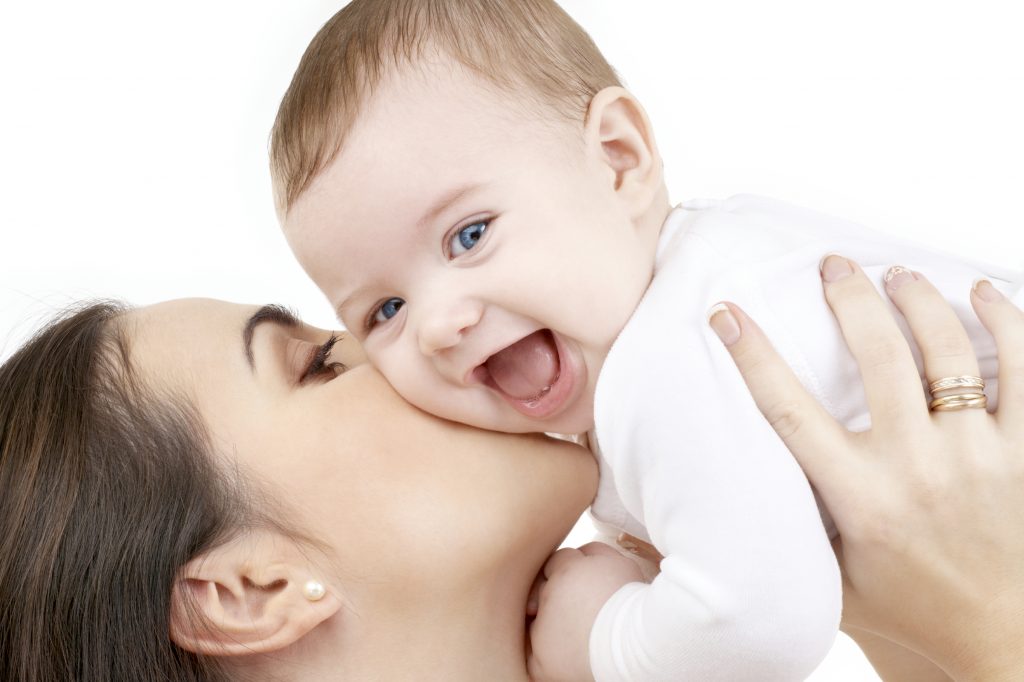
169, 531, 342, 657
584, 86, 663, 218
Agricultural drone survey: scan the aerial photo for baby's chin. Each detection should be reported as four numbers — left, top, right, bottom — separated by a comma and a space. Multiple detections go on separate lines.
540, 411, 595, 440
449, 404, 593, 438
534, 385, 596, 436
496, 403, 596, 439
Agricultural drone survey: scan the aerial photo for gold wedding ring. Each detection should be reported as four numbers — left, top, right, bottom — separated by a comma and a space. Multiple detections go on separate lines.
928, 375, 985, 394
927, 375, 987, 411
929, 393, 988, 411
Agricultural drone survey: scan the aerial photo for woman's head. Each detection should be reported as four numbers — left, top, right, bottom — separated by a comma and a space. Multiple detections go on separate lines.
0, 301, 250, 681
1, 298, 597, 680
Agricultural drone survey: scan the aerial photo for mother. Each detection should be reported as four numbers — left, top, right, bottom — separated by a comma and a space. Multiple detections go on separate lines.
2, 273, 1023, 682
0, 297, 596, 681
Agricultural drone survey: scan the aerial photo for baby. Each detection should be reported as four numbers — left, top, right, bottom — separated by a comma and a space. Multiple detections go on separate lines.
271, 1, 1023, 680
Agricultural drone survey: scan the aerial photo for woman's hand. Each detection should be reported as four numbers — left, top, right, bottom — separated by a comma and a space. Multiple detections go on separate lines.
709, 256, 1024, 681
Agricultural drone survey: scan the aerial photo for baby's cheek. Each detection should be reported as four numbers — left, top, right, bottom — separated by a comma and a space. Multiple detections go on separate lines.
381, 360, 447, 414
336, 332, 368, 368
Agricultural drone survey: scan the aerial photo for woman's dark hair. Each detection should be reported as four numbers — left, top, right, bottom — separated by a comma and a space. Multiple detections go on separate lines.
0, 302, 250, 681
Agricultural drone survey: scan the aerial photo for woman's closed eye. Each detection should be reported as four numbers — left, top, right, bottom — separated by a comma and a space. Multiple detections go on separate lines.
447, 218, 490, 258
299, 334, 346, 384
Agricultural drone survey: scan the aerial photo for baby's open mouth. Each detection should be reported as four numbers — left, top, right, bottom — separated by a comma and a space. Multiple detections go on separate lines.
483, 329, 561, 403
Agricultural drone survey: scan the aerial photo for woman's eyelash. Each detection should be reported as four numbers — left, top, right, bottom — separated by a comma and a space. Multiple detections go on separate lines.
299, 335, 345, 384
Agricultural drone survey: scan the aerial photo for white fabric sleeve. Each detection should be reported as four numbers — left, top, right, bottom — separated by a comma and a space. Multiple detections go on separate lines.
589, 296, 842, 681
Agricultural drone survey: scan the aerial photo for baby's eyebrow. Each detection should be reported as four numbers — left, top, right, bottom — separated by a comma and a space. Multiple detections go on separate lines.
416, 182, 487, 231
334, 289, 372, 330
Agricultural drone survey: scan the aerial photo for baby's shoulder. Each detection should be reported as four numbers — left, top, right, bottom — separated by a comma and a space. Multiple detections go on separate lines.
678, 194, 878, 263
648, 195, 896, 327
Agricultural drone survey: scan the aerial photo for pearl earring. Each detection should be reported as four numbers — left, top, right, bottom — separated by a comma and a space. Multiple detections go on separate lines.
303, 580, 326, 602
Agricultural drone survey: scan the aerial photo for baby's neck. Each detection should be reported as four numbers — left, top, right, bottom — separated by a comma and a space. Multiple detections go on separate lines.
648, 186, 674, 244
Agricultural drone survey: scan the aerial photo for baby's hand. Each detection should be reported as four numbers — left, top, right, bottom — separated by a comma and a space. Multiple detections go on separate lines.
527, 542, 644, 682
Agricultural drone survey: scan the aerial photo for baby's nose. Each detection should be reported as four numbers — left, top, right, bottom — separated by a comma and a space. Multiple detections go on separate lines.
417, 299, 483, 356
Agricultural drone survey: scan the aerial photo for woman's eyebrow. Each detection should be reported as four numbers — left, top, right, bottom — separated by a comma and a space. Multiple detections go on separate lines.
243, 304, 301, 370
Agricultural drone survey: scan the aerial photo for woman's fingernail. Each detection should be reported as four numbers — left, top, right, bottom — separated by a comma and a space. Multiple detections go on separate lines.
973, 279, 1005, 303
708, 303, 741, 346
883, 265, 918, 292
820, 255, 853, 282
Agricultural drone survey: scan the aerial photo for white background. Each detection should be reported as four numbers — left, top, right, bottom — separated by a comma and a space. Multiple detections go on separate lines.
3, 1, 1023, 679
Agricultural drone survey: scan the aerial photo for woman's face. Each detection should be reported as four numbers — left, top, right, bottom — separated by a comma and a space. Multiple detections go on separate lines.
128, 298, 597, 608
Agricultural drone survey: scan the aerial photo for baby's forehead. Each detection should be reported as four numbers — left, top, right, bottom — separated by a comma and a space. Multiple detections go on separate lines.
269, 0, 620, 221
353, 63, 553, 143
286, 65, 578, 205
297, 99, 578, 207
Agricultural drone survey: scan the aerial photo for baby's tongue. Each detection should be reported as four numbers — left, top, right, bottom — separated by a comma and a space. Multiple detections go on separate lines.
485, 330, 559, 400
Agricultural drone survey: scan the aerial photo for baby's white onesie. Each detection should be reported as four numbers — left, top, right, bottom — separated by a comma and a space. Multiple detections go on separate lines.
588, 194, 1023, 681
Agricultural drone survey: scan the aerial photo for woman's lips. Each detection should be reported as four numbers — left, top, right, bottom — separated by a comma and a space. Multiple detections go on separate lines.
478, 330, 582, 420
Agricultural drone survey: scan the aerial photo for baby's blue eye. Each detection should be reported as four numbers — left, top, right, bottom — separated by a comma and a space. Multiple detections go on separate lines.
449, 220, 488, 257
372, 297, 405, 326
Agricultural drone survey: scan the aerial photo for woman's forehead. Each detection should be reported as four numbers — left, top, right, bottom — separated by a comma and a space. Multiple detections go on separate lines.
127, 298, 255, 391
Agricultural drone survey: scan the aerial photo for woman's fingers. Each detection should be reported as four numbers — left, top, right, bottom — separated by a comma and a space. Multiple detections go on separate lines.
820, 256, 930, 427
710, 302, 848, 485
971, 280, 1024, 427
883, 267, 984, 419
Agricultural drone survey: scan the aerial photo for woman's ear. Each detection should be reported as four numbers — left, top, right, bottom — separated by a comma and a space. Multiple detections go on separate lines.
168, 531, 342, 656
583, 86, 663, 218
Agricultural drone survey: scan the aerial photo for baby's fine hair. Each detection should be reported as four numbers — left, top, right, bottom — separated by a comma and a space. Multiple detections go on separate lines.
269, 0, 621, 217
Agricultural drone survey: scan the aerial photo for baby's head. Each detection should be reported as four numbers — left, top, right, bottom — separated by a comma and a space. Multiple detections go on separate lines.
273, 0, 670, 434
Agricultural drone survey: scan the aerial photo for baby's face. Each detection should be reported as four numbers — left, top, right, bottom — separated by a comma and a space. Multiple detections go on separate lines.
285, 61, 654, 434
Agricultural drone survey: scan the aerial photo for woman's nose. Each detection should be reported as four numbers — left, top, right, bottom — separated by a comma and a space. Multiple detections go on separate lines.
417, 298, 484, 356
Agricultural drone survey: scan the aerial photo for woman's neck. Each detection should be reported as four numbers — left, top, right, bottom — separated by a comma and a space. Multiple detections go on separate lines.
232, 563, 535, 681
354, 605, 531, 681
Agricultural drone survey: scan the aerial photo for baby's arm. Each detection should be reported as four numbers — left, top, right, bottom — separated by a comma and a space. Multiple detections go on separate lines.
527, 543, 644, 682
578, 282, 842, 681
578, 246, 1018, 682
